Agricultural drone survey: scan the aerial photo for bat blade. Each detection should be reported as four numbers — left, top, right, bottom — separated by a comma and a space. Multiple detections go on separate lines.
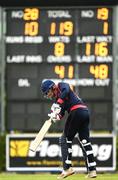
29, 118, 52, 152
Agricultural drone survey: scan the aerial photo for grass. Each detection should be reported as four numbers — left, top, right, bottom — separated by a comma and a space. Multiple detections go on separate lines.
0, 173, 118, 180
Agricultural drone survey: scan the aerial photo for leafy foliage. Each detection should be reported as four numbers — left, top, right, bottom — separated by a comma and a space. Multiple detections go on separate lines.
0, 135, 6, 172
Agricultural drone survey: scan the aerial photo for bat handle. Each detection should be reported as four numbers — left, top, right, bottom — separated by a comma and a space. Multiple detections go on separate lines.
50, 118, 54, 123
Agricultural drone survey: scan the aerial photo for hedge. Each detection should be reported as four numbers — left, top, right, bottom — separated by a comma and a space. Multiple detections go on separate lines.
0, 134, 6, 172
0, 134, 118, 171
116, 136, 118, 171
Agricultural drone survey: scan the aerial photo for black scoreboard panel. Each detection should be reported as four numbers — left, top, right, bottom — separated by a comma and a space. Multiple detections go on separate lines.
5, 7, 113, 131
6, 63, 112, 100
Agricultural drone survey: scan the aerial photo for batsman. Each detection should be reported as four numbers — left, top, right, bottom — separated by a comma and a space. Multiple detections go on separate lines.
41, 79, 97, 179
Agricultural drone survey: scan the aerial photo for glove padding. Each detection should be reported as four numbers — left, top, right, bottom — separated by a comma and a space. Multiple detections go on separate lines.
51, 103, 61, 114
48, 112, 61, 123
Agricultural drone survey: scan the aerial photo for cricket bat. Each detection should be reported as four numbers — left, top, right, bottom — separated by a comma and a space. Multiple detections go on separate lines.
29, 118, 52, 152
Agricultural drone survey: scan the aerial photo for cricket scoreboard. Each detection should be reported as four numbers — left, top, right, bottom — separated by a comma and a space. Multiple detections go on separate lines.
5, 7, 113, 131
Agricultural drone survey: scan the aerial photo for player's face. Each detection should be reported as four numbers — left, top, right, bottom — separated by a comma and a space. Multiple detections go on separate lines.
46, 89, 54, 99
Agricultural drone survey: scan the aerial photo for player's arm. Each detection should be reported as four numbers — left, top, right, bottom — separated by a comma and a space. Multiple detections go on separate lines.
49, 82, 69, 121
57, 82, 70, 105
48, 82, 69, 122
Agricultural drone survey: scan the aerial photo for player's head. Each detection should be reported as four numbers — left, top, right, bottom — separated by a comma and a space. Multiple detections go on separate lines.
41, 79, 56, 98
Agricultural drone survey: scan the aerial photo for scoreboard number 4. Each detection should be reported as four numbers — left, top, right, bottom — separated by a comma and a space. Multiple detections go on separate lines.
54, 65, 74, 79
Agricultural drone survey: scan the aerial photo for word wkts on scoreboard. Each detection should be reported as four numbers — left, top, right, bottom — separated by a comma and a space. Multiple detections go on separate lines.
5, 7, 113, 131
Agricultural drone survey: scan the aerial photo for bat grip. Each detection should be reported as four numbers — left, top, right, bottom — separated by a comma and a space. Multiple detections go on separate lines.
50, 118, 55, 124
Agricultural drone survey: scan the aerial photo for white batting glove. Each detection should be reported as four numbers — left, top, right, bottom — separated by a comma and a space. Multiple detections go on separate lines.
51, 103, 61, 114
48, 112, 61, 123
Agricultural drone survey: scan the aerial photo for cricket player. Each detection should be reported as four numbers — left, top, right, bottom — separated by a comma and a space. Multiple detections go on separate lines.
41, 79, 97, 179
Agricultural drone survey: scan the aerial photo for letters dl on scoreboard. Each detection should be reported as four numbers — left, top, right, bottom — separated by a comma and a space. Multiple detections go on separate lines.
5, 7, 113, 100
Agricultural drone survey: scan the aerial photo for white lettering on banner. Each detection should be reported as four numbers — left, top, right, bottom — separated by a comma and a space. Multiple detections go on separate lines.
18, 78, 30, 87
76, 36, 112, 43
97, 145, 112, 161
76, 55, 95, 63
11, 11, 23, 18
26, 56, 42, 63
28, 150, 36, 157
53, 79, 94, 86
28, 140, 112, 161
47, 55, 72, 63
77, 36, 95, 43
76, 55, 113, 63
76, 79, 94, 86
96, 36, 112, 42
47, 144, 60, 157
29, 140, 61, 157
7, 55, 42, 63
96, 56, 113, 62
48, 11, 71, 18
7, 55, 25, 63
6, 36, 24, 43
48, 36, 70, 43
48, 79, 110, 87
38, 141, 49, 157
6, 36, 43, 43
81, 10, 94, 18
95, 79, 110, 86
24, 36, 43, 43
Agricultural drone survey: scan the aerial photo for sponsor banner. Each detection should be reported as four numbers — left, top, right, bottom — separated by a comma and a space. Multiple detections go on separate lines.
6, 133, 116, 172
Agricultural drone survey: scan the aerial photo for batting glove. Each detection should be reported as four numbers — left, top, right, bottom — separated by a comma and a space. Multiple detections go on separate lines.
48, 112, 61, 123
51, 103, 61, 114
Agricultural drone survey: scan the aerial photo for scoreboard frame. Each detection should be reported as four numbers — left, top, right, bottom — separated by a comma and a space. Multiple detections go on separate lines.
5, 6, 113, 131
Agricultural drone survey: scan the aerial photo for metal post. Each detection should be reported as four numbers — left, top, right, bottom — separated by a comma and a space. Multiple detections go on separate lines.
0, 7, 6, 134
113, 6, 118, 134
